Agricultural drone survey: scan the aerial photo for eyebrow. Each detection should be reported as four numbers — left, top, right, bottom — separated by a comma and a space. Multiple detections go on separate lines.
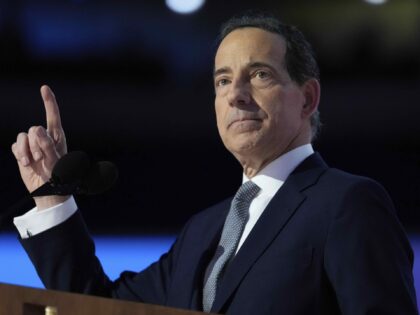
248, 61, 277, 71
213, 61, 278, 78
213, 66, 231, 78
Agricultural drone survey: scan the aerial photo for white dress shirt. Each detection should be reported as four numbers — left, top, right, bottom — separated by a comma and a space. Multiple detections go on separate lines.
236, 144, 314, 252
14, 144, 314, 241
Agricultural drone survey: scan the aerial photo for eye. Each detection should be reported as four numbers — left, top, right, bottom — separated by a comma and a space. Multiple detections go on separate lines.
255, 70, 270, 80
215, 78, 230, 87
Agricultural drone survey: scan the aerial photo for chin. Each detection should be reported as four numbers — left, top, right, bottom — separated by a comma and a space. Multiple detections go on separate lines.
222, 128, 266, 154
227, 138, 261, 157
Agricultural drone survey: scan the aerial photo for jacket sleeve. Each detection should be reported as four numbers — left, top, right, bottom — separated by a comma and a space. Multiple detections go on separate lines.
19, 210, 190, 305
324, 178, 418, 314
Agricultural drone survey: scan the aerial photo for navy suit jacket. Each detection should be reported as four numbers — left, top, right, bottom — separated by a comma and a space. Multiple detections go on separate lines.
21, 153, 418, 314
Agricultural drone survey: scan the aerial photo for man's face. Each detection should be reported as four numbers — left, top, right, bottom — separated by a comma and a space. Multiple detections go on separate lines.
214, 27, 310, 166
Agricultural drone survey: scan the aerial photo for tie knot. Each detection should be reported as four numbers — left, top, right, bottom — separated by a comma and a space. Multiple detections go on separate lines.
234, 181, 261, 204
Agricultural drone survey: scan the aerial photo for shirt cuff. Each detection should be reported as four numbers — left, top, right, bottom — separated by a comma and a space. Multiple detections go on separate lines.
13, 196, 78, 239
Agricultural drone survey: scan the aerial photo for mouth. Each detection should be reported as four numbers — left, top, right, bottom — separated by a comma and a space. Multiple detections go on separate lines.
228, 118, 263, 129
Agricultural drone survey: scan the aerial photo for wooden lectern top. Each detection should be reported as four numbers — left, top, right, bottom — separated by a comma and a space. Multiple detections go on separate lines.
0, 282, 217, 315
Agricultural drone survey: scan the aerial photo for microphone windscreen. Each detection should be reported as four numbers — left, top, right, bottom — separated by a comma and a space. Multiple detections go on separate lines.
52, 151, 91, 185
82, 161, 118, 195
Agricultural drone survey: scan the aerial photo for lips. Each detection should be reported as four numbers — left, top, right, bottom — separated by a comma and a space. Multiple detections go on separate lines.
228, 117, 262, 128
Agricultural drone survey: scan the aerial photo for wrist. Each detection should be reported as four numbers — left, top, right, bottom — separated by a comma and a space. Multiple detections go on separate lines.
34, 195, 71, 211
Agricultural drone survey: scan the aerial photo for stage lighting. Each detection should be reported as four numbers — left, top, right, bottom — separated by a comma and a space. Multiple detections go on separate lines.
165, 0, 205, 14
364, 0, 388, 5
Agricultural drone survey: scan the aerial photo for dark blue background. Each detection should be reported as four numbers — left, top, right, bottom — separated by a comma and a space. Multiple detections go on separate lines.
0, 0, 419, 291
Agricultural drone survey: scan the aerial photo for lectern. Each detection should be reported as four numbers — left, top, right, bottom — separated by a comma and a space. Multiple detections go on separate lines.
0, 283, 215, 315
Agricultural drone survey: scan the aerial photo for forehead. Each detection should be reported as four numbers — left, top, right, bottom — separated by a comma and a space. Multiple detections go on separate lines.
215, 27, 287, 70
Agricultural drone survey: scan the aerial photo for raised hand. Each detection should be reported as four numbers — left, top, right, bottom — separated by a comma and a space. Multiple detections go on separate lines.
11, 85, 68, 210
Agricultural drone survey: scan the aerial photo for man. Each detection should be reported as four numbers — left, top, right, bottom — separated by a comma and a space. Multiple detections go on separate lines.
11, 13, 418, 314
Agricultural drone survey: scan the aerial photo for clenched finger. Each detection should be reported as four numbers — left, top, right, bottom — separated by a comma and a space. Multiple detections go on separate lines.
28, 126, 44, 162
13, 132, 31, 166
35, 127, 60, 170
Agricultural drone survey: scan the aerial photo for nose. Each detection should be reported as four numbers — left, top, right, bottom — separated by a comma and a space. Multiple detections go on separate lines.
227, 79, 251, 107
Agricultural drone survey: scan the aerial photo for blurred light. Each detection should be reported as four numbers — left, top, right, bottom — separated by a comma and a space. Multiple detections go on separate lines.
0, 233, 176, 287
165, 0, 205, 14
364, 0, 388, 5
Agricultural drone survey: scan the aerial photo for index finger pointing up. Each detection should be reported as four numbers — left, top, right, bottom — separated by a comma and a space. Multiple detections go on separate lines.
41, 85, 63, 131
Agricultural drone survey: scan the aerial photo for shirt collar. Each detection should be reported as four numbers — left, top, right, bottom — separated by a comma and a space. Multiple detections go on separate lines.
242, 144, 314, 197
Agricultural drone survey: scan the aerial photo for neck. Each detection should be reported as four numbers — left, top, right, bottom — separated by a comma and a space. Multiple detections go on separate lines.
241, 156, 275, 178
239, 138, 311, 179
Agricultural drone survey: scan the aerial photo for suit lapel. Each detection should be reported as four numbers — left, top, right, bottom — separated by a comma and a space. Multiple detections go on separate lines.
211, 153, 328, 313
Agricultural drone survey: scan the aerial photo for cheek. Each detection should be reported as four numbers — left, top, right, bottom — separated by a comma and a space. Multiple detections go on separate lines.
267, 91, 304, 125
263, 104, 300, 143
263, 101, 284, 128
214, 100, 227, 133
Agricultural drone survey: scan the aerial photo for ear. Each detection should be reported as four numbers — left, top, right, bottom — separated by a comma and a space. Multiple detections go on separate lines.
301, 78, 321, 118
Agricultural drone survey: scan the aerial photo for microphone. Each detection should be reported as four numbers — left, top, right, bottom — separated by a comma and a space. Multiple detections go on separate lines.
31, 151, 118, 197
0, 151, 118, 226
